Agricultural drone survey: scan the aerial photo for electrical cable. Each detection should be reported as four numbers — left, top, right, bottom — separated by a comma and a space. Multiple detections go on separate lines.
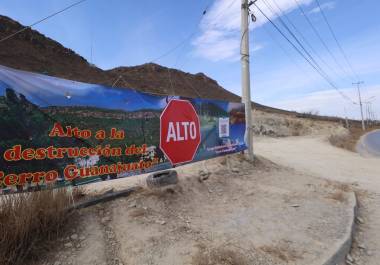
161, 0, 238, 99
149, 0, 218, 63
262, 24, 315, 82
260, 0, 356, 103
114, 0, 231, 98
0, 0, 88, 43
314, 0, 360, 80
261, 0, 330, 82
293, 0, 354, 81
166, 36, 203, 98
270, 0, 351, 84
254, 2, 356, 104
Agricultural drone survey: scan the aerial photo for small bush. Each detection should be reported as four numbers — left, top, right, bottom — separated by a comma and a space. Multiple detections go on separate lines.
192, 246, 249, 265
259, 242, 302, 262
287, 119, 306, 136
0, 188, 74, 265
328, 133, 352, 151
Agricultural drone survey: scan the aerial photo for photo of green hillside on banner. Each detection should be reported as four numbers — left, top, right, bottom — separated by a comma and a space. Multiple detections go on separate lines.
0, 65, 246, 193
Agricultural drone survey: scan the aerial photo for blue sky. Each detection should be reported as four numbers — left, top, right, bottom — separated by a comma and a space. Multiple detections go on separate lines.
0, 0, 379, 119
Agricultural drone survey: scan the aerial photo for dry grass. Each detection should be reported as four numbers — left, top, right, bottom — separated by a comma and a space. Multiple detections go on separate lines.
192, 246, 249, 265
219, 156, 228, 166
0, 188, 75, 265
129, 208, 146, 218
326, 190, 347, 203
259, 243, 302, 263
288, 119, 305, 136
282, 117, 312, 136
323, 179, 352, 193
328, 133, 353, 151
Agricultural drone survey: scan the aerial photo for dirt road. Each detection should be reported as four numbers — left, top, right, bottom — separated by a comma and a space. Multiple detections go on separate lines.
256, 136, 380, 265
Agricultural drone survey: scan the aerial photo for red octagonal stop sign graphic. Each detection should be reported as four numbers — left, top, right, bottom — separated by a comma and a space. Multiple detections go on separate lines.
160, 99, 201, 165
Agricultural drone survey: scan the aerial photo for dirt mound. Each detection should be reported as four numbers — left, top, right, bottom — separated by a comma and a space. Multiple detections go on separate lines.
38, 154, 355, 265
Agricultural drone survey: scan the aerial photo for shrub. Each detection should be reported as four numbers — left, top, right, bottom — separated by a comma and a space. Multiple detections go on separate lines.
0, 188, 74, 265
328, 132, 353, 151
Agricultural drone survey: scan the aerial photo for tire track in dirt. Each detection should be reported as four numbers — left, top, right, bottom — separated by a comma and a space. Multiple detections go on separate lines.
97, 203, 124, 265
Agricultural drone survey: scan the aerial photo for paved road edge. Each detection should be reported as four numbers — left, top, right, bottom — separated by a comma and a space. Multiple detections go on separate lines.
313, 191, 357, 265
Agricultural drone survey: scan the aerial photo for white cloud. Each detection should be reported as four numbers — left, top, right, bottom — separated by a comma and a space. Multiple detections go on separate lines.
252, 43, 264, 52
252, 27, 380, 110
193, 0, 313, 61
193, 36, 240, 62
308, 1, 335, 14
269, 85, 380, 120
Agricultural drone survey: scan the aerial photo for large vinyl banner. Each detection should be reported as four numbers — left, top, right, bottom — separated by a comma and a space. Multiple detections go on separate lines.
0, 65, 246, 193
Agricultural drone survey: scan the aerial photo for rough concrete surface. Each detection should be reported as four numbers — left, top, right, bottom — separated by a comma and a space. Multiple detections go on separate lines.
256, 135, 380, 265
312, 192, 357, 265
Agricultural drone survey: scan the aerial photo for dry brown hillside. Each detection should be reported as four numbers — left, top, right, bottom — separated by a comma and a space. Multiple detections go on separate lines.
0, 14, 355, 124
0, 15, 294, 112
0, 15, 240, 102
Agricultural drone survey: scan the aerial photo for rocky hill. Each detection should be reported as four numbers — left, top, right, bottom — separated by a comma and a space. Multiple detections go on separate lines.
0, 14, 353, 125
0, 15, 239, 102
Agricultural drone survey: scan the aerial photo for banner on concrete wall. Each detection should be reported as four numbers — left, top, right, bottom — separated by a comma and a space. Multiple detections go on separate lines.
0, 65, 247, 193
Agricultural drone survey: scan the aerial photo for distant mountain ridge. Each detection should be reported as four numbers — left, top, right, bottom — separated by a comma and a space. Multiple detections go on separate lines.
44, 106, 161, 120
0, 15, 240, 103
1, 14, 354, 123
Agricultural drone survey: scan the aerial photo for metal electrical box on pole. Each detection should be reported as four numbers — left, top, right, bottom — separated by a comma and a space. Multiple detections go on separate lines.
241, 0, 254, 161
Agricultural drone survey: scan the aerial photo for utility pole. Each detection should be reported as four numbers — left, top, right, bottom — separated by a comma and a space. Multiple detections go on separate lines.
368, 102, 373, 127
353, 81, 365, 131
241, 0, 254, 161
366, 103, 370, 127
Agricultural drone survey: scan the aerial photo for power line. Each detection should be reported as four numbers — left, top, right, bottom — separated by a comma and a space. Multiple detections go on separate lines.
113, 0, 216, 97
167, 35, 203, 98
269, 0, 351, 85
314, 0, 360, 80
115, 0, 236, 98
150, 0, 234, 64
253, 2, 356, 104
171, 0, 238, 99
261, 0, 326, 77
262, 24, 315, 82
113, 4, 207, 87
206, 0, 237, 28
163, 0, 238, 99
181, 0, 238, 98
0, 0, 88, 43
260, 0, 344, 94
149, 33, 197, 63
293, 0, 354, 81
